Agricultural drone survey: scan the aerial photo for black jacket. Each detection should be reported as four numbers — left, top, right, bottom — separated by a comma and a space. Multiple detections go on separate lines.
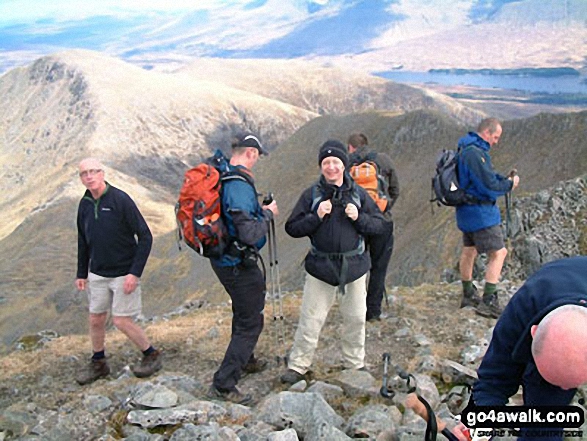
77, 183, 152, 279
285, 175, 386, 286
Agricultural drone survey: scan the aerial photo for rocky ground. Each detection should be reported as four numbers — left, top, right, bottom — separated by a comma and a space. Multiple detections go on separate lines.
0, 280, 533, 440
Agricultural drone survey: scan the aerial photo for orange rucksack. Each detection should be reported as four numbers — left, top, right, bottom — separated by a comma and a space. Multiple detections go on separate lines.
349, 152, 389, 212
175, 149, 252, 258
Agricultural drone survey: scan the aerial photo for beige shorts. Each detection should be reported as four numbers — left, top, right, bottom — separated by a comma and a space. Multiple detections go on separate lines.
87, 273, 142, 316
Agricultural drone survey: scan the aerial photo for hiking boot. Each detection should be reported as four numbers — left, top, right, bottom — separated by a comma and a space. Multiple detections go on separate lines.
131, 349, 162, 378
280, 369, 305, 385
460, 285, 481, 308
207, 385, 253, 406
475, 294, 502, 319
76, 358, 110, 385
242, 358, 268, 375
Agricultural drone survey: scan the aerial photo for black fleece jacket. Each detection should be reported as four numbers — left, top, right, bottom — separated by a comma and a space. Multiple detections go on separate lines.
77, 183, 152, 279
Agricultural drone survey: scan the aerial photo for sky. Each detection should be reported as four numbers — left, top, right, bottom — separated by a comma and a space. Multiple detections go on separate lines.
0, 1, 219, 24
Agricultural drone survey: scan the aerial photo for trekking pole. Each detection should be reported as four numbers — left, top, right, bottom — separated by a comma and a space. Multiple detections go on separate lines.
263, 193, 287, 366
380, 353, 395, 399
504, 169, 517, 253
270, 215, 287, 365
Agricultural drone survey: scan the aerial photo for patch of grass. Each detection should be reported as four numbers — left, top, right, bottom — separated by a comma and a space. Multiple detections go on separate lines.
109, 409, 129, 439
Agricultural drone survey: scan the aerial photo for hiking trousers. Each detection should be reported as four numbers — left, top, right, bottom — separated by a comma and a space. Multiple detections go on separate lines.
366, 220, 394, 320
211, 262, 265, 391
288, 273, 367, 375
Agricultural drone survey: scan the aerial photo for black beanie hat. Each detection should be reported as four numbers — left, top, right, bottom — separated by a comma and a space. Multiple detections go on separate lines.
318, 140, 348, 168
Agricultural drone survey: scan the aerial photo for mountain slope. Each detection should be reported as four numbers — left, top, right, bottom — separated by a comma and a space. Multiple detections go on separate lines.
0, 50, 318, 240
177, 58, 485, 124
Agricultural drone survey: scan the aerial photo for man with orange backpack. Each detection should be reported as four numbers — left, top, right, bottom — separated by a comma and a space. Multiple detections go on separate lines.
348, 133, 399, 322
205, 132, 279, 405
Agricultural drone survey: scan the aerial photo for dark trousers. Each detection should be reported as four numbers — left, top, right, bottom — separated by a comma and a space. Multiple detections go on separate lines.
211, 262, 266, 391
366, 220, 394, 320
517, 362, 576, 441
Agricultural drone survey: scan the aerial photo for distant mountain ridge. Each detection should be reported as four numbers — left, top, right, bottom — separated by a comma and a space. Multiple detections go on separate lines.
1, 0, 586, 74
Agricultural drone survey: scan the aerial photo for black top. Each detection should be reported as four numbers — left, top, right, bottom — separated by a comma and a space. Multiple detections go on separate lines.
77, 183, 152, 279
285, 175, 386, 286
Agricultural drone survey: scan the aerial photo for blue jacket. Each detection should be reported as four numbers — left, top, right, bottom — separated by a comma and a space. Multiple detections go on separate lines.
473, 256, 587, 405
455, 132, 513, 233
211, 165, 268, 267
77, 183, 152, 278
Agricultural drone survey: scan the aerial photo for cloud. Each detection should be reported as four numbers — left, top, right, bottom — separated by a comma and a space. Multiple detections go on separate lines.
0, 0, 228, 25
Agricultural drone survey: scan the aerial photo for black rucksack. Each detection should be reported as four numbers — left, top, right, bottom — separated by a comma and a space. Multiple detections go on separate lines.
431, 147, 479, 207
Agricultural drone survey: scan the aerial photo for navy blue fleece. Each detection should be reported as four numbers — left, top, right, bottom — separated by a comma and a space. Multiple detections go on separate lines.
473, 256, 587, 405
77, 183, 152, 279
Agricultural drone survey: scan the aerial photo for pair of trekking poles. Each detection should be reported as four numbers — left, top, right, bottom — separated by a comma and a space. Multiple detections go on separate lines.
263, 193, 288, 366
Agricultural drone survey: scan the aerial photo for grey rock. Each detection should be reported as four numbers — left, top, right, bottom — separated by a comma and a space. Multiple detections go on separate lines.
156, 374, 205, 397
289, 380, 307, 392
306, 381, 344, 403
344, 404, 397, 439
393, 327, 411, 338
235, 421, 277, 441
332, 369, 379, 398
127, 400, 226, 429
83, 394, 113, 413
132, 383, 178, 409
440, 359, 478, 385
267, 428, 300, 440
305, 420, 352, 440
414, 334, 432, 346
256, 391, 344, 438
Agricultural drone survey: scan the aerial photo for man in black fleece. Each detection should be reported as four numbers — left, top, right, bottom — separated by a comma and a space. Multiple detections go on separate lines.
280, 140, 386, 385
75, 157, 161, 385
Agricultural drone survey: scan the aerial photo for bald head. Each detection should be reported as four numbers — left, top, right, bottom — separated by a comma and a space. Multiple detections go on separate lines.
531, 305, 587, 390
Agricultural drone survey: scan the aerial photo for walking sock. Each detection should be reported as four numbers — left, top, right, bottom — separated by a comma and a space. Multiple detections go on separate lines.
92, 350, 105, 360
483, 282, 497, 299
142, 346, 155, 357
462, 280, 474, 294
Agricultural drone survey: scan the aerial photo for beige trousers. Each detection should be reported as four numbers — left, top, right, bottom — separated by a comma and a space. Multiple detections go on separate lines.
288, 273, 367, 375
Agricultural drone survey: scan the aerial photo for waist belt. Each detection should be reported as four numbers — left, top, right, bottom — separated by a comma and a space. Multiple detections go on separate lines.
311, 238, 365, 295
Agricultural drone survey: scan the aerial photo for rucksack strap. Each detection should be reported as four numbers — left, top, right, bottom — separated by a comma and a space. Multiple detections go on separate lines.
349, 150, 377, 166
310, 180, 362, 212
